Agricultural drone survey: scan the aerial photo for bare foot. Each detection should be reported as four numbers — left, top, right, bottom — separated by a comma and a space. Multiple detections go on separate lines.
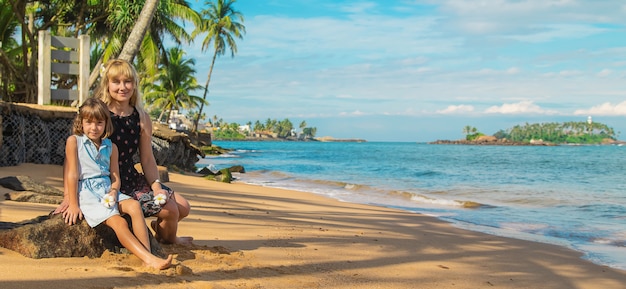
151, 220, 193, 245
145, 254, 173, 270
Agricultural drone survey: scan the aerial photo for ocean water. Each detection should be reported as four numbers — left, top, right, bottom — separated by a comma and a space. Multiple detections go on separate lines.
197, 141, 626, 270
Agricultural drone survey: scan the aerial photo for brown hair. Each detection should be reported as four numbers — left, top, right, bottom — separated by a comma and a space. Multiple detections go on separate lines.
72, 97, 114, 139
95, 59, 143, 108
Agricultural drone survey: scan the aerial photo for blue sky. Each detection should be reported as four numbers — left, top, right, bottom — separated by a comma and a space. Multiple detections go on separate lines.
184, 0, 626, 142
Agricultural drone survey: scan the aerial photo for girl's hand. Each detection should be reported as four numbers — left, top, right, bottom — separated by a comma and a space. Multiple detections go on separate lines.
63, 205, 83, 225
53, 196, 69, 215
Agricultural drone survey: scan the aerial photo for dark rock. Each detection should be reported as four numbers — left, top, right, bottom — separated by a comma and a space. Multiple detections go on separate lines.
0, 213, 164, 259
4, 191, 63, 204
199, 165, 244, 181
228, 165, 246, 173
0, 175, 63, 196
217, 168, 232, 183
0, 175, 64, 204
197, 166, 216, 176
0, 175, 165, 259
204, 168, 233, 183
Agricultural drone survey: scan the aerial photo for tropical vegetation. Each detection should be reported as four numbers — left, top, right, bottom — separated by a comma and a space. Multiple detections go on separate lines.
471, 121, 617, 144
143, 47, 203, 123
191, 0, 245, 131
0, 0, 243, 134
212, 117, 318, 141
462, 125, 484, 141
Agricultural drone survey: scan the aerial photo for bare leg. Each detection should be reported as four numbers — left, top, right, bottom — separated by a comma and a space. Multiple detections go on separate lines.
118, 199, 150, 250
105, 215, 172, 270
153, 193, 192, 245
175, 192, 191, 220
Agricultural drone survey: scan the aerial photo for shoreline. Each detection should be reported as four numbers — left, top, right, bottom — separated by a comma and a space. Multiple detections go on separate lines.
1, 163, 625, 288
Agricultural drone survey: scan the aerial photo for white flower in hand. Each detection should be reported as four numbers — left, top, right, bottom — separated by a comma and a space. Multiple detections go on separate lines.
154, 193, 167, 206
102, 195, 115, 208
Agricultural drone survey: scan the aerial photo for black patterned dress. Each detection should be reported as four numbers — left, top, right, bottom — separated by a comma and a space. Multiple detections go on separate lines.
109, 107, 173, 217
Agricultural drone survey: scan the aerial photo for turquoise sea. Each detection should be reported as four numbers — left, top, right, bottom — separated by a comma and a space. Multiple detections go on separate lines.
197, 141, 626, 270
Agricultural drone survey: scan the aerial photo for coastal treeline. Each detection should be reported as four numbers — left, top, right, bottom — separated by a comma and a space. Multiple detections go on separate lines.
211, 117, 317, 140
472, 121, 617, 144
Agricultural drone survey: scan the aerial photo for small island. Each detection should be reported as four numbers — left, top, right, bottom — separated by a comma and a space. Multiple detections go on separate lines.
431, 121, 623, 146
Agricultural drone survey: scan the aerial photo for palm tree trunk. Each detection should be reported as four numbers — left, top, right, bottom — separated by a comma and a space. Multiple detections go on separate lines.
157, 104, 167, 123
118, 0, 159, 63
193, 50, 218, 132
88, 57, 103, 89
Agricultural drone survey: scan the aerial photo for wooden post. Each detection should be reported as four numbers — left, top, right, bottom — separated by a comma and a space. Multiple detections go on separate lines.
37, 31, 52, 106
78, 34, 90, 106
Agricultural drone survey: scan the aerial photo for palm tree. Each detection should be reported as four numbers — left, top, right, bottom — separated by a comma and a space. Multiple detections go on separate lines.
0, 0, 20, 100
117, 0, 159, 62
253, 120, 263, 132
144, 47, 203, 123
191, 0, 245, 131
265, 118, 276, 133
89, 0, 201, 88
462, 125, 473, 137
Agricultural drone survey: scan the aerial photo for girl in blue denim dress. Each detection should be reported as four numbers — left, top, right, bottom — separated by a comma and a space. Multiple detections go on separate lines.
63, 97, 172, 270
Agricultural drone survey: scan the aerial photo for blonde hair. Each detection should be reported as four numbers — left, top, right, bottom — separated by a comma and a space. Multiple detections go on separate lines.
96, 59, 144, 109
72, 97, 114, 139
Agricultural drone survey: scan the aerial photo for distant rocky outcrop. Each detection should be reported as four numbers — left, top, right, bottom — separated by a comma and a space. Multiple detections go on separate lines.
429, 137, 557, 146
315, 136, 367, 142
0, 101, 203, 171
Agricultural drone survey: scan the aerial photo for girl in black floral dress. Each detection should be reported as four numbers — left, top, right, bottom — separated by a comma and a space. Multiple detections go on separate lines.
95, 59, 192, 245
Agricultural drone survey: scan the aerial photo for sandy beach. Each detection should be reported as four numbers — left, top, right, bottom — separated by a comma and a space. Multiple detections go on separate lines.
0, 164, 625, 289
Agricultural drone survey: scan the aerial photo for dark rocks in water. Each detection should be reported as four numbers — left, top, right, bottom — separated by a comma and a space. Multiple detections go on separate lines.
197, 166, 217, 176
228, 165, 245, 173
198, 165, 245, 176
0, 213, 164, 259
217, 168, 233, 183
198, 165, 244, 183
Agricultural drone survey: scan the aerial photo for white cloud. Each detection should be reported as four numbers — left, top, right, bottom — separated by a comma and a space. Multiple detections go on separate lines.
559, 70, 584, 77
574, 101, 626, 116
485, 100, 556, 114
437, 104, 475, 114
470, 67, 521, 76
597, 69, 612, 77
506, 67, 520, 74
505, 24, 608, 43
339, 110, 366, 116
542, 70, 584, 77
